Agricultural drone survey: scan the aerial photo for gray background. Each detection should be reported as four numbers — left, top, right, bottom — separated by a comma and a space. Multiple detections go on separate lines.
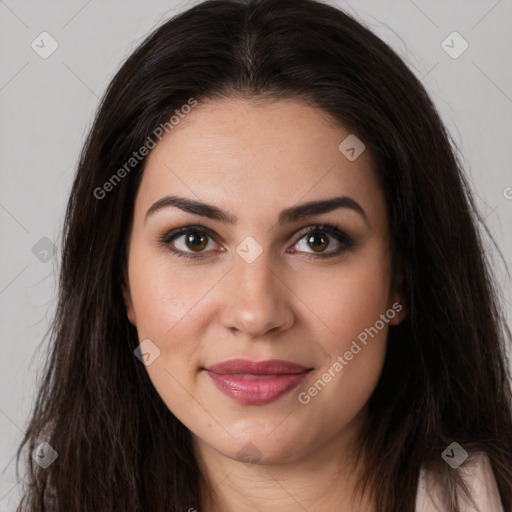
1, 0, 511, 509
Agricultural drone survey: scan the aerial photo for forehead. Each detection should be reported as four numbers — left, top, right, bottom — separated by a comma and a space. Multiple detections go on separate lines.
135, 98, 384, 223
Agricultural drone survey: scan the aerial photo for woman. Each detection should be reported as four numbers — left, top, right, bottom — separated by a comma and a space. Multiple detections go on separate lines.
16, 0, 512, 510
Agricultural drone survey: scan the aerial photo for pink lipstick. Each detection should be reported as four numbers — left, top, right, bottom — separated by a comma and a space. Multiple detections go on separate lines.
204, 358, 311, 405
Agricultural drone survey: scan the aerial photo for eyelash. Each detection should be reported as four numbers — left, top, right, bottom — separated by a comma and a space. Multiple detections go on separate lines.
159, 223, 355, 261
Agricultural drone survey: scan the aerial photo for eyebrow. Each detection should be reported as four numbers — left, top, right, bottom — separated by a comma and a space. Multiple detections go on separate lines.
145, 195, 368, 226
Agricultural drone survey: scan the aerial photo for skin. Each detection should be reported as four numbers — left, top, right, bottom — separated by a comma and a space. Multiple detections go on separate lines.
122, 98, 405, 511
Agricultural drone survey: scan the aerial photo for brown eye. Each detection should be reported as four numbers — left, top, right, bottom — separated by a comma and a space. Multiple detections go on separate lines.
289, 224, 354, 259
305, 232, 329, 252
160, 226, 218, 259
184, 231, 209, 252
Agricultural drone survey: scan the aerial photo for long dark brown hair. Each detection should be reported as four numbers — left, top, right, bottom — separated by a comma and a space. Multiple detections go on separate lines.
16, 0, 512, 510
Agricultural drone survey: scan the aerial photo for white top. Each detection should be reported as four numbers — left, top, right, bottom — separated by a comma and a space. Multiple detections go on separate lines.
415, 452, 504, 511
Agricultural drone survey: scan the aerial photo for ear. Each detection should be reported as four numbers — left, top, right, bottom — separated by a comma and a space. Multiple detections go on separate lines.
122, 284, 137, 326
388, 274, 407, 326
388, 296, 406, 326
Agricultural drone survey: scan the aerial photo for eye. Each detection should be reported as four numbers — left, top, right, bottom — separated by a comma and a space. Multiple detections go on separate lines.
288, 224, 354, 259
160, 226, 221, 260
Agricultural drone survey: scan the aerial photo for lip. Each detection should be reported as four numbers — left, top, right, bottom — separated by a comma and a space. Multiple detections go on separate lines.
204, 358, 312, 405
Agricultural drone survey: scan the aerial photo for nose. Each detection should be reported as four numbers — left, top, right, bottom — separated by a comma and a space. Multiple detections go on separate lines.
218, 248, 295, 339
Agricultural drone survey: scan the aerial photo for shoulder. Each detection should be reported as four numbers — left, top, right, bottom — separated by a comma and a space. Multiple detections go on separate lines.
415, 451, 503, 512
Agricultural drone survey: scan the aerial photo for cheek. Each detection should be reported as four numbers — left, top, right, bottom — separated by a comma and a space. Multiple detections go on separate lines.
128, 244, 211, 339
291, 248, 392, 416
127, 247, 205, 376
127, 256, 206, 420
293, 247, 392, 356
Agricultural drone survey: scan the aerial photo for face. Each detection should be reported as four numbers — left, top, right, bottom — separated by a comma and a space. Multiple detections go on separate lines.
123, 98, 404, 466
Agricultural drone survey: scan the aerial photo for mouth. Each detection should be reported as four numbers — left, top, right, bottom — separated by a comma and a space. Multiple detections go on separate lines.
203, 358, 312, 405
